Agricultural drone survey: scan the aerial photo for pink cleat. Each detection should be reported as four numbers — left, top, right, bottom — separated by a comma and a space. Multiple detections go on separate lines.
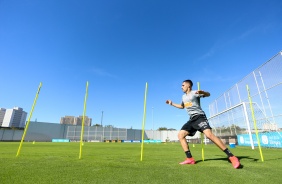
179, 157, 196, 165
229, 156, 240, 169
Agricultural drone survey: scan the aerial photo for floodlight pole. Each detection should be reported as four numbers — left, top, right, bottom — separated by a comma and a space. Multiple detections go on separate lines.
152, 107, 154, 140
101, 111, 103, 126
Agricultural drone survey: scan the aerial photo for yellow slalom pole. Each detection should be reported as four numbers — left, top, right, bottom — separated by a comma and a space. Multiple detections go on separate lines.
79, 81, 89, 159
246, 85, 264, 162
197, 82, 204, 162
16, 82, 42, 157
140, 82, 148, 161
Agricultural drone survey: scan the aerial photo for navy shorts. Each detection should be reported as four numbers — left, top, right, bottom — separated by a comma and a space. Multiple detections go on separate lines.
181, 114, 212, 136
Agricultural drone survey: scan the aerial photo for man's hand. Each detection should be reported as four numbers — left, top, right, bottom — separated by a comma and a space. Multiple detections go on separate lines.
166, 100, 172, 105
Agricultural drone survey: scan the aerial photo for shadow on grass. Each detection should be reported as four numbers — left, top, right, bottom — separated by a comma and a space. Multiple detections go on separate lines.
261, 157, 282, 161
194, 156, 261, 169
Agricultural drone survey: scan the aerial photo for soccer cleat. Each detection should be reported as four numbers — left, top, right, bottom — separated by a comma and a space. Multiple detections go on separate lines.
229, 156, 240, 169
179, 157, 196, 165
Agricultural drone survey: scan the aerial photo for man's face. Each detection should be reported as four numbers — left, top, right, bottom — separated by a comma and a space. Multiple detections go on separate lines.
181, 82, 191, 93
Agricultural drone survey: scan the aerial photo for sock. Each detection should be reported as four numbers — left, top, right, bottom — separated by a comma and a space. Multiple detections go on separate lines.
223, 148, 234, 157
185, 150, 192, 158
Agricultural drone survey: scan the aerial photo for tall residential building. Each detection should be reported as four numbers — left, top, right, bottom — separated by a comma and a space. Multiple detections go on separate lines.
0, 108, 6, 126
60, 115, 92, 126
60, 116, 76, 125
76, 116, 92, 126
2, 107, 27, 128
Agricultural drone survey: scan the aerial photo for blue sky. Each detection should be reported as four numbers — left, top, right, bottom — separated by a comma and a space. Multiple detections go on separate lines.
1, 0, 281, 130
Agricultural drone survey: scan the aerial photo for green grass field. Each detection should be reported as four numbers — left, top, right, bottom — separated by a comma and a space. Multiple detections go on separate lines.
1, 142, 281, 184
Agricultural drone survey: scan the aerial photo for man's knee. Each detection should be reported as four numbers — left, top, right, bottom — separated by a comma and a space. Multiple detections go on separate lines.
178, 130, 188, 140
203, 129, 214, 139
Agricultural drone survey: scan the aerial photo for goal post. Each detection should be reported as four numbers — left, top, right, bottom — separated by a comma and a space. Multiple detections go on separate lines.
208, 102, 281, 149
242, 102, 255, 149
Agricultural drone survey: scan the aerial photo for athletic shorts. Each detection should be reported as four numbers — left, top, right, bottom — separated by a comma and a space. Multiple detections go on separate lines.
181, 114, 212, 136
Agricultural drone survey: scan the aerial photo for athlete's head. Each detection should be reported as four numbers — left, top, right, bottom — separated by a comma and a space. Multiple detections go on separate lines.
182, 79, 193, 93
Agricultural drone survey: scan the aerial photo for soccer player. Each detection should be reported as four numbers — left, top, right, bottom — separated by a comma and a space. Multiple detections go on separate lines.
166, 79, 240, 169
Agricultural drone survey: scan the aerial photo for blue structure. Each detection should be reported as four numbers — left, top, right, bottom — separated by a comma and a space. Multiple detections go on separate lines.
237, 132, 282, 148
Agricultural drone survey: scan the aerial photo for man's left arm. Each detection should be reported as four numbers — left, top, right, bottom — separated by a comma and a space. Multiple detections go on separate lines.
196, 90, 210, 97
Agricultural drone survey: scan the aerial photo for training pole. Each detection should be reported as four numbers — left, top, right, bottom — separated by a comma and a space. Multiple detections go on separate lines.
246, 85, 264, 162
16, 82, 42, 157
79, 81, 89, 159
140, 82, 148, 161
198, 82, 205, 161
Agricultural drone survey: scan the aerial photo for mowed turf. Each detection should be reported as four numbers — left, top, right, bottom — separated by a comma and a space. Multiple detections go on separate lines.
0, 142, 281, 184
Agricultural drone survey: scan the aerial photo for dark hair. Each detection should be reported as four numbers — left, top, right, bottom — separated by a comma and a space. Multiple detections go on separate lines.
183, 79, 193, 87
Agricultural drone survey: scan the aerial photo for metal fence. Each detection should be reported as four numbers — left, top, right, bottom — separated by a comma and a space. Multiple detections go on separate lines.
1, 122, 198, 143
207, 51, 282, 148
209, 51, 282, 128
66, 126, 128, 141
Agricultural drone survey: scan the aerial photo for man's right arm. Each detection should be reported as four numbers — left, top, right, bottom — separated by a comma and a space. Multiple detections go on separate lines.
166, 100, 184, 109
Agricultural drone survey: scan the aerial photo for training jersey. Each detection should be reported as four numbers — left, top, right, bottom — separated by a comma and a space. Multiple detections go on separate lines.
181, 90, 205, 117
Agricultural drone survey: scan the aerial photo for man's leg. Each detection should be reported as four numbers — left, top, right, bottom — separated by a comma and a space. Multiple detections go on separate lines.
178, 130, 189, 151
203, 129, 240, 168
178, 130, 195, 164
202, 129, 226, 150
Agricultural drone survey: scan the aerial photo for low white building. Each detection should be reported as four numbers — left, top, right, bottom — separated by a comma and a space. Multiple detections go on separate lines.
1, 107, 27, 128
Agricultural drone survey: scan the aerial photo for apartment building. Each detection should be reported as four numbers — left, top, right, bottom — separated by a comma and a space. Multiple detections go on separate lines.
0, 108, 6, 126
1, 107, 27, 128
60, 115, 92, 126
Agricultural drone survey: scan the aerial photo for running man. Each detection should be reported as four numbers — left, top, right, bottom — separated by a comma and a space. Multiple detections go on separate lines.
166, 79, 240, 169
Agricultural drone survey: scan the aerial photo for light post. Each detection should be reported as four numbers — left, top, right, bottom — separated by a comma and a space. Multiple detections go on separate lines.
100, 111, 104, 126
152, 107, 154, 140
101, 111, 104, 141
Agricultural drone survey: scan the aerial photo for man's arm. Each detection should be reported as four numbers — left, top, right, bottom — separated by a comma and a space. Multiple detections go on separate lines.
166, 100, 184, 109
196, 90, 210, 97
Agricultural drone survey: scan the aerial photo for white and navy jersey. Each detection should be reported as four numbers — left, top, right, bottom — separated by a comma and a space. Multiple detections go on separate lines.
181, 90, 205, 117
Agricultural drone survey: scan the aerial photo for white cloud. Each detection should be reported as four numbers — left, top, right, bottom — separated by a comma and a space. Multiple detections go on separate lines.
90, 67, 117, 78
198, 67, 238, 82
195, 24, 270, 62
